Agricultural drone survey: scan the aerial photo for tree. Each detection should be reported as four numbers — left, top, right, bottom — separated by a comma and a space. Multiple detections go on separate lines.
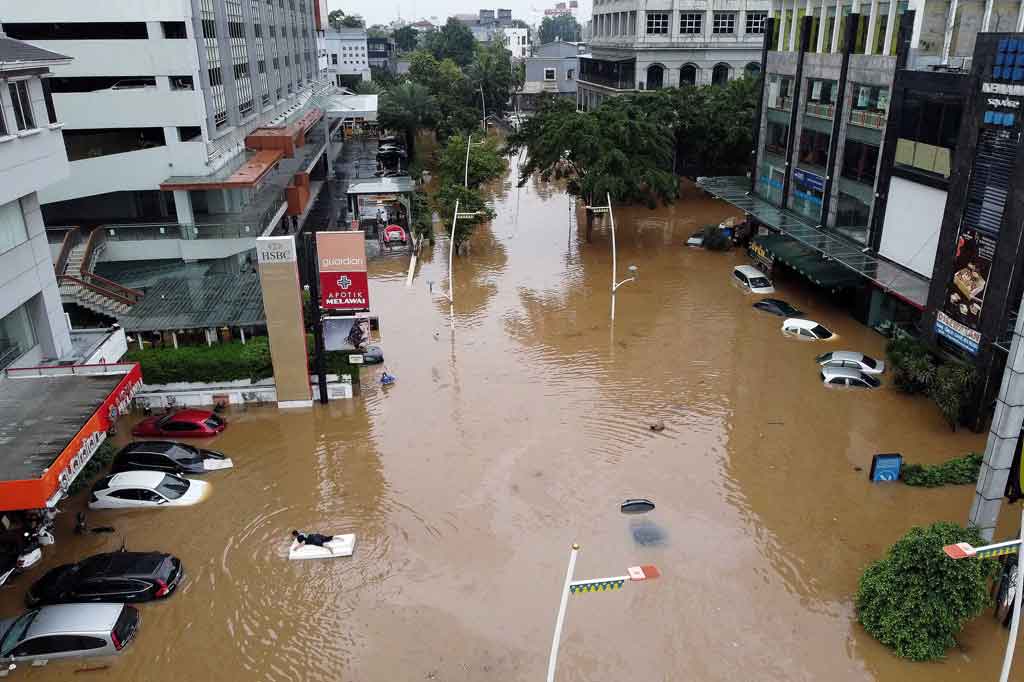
539, 15, 581, 43
856, 522, 998, 661
366, 24, 389, 38
407, 51, 478, 139
378, 82, 436, 160
425, 17, 476, 66
432, 184, 495, 250
352, 80, 382, 95
466, 41, 514, 120
437, 134, 506, 187
328, 9, 345, 30
510, 19, 531, 29
393, 25, 419, 52
340, 14, 364, 28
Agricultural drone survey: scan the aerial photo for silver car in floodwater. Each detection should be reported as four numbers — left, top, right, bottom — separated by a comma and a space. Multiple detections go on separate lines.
0, 603, 139, 670
816, 351, 885, 375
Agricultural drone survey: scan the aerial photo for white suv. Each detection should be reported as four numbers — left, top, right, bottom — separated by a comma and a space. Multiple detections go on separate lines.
732, 265, 775, 294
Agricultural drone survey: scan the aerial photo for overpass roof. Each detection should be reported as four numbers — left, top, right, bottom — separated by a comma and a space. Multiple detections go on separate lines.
323, 93, 378, 121
118, 272, 265, 332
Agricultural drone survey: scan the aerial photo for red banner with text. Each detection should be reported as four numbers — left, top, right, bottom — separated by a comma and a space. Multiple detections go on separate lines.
316, 232, 370, 311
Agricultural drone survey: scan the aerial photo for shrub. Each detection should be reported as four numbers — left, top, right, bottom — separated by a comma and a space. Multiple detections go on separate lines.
126, 338, 272, 385
856, 522, 998, 661
928, 363, 977, 430
901, 452, 983, 487
886, 334, 933, 394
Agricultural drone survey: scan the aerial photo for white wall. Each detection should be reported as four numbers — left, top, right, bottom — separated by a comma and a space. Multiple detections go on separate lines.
878, 176, 946, 279
55, 89, 206, 129
35, 39, 198, 78
102, 235, 260, 262
0, 79, 70, 206
0, 1, 190, 22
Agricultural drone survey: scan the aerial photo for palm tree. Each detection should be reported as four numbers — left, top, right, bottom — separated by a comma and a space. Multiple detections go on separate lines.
378, 82, 435, 161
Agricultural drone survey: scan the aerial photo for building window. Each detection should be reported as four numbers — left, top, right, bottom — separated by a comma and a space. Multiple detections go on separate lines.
713, 13, 736, 34
680, 13, 702, 34
41, 79, 58, 124
712, 63, 730, 85
162, 21, 188, 38
745, 62, 761, 78
170, 75, 194, 90
849, 84, 890, 129
745, 12, 767, 34
544, 68, 556, 80
767, 74, 793, 110
0, 303, 36, 370
842, 139, 880, 184
332, 53, 338, 64
896, 90, 961, 179
567, 69, 574, 80
798, 128, 831, 169
8, 81, 35, 131
765, 121, 789, 157
0, 198, 28, 254
805, 79, 838, 118
646, 12, 669, 35
681, 64, 697, 85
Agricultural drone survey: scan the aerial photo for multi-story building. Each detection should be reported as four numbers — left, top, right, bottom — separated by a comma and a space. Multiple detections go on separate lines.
502, 28, 531, 58
325, 29, 371, 87
578, 0, 770, 110
518, 40, 584, 109
0, 0, 324, 227
456, 9, 520, 42
0, 32, 74, 368
367, 36, 394, 70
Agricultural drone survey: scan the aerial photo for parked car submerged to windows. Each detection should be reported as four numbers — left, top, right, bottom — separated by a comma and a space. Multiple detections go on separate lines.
816, 351, 885, 375
132, 409, 226, 438
0, 603, 139, 666
110, 441, 232, 475
782, 318, 835, 340
732, 265, 775, 294
89, 472, 210, 510
820, 366, 881, 389
26, 552, 184, 607
753, 298, 804, 318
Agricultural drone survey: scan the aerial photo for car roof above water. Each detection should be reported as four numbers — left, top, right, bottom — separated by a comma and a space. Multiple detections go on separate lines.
29, 603, 123, 636
106, 471, 169, 488
821, 366, 865, 380
734, 265, 768, 277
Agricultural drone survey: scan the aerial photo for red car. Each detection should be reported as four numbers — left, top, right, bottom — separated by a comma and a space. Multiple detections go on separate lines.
132, 409, 226, 438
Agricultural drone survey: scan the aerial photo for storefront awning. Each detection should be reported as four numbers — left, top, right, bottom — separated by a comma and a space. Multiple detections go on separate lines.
698, 176, 931, 309
753, 234, 863, 291
0, 363, 142, 511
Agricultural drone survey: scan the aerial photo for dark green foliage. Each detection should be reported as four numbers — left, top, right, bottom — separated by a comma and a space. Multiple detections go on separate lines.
432, 184, 495, 249
701, 225, 731, 251
393, 25, 419, 52
539, 15, 582, 43
437, 134, 506, 188
411, 189, 434, 243
378, 81, 436, 159
856, 522, 997, 661
901, 453, 983, 487
466, 40, 515, 120
352, 80, 382, 95
424, 18, 476, 67
66, 441, 118, 497
126, 339, 272, 385
885, 331, 976, 428
927, 363, 977, 430
886, 333, 934, 394
370, 66, 404, 89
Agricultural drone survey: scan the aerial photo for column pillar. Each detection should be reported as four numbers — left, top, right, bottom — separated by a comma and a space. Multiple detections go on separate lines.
789, 0, 801, 50
173, 190, 194, 225
864, 0, 879, 54
778, 0, 788, 49
941, 0, 958, 64
983, 0, 995, 31
882, 0, 898, 55
831, 0, 843, 52
817, 0, 829, 52
323, 116, 333, 179
1018, 0, 1024, 31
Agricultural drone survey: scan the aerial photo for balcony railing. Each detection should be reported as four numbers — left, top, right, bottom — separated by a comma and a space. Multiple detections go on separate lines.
769, 96, 793, 112
805, 102, 835, 119
850, 109, 887, 130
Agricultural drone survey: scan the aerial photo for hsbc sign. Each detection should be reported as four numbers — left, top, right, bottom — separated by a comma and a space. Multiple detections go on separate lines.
316, 232, 370, 311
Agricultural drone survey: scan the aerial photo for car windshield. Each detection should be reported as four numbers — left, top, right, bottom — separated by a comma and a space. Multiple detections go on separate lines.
204, 415, 223, 428
816, 352, 833, 362
863, 374, 881, 388
749, 277, 771, 288
168, 444, 203, 464
156, 475, 190, 500
861, 356, 877, 369
811, 325, 833, 339
0, 611, 37, 655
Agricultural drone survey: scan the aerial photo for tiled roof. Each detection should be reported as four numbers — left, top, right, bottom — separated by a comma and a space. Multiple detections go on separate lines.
118, 272, 265, 332
0, 36, 71, 68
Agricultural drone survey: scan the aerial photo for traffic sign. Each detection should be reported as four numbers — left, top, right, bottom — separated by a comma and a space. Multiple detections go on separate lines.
348, 354, 364, 364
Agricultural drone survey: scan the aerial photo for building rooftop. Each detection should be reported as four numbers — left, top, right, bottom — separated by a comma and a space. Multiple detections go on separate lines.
0, 35, 71, 71
0, 371, 125, 482
160, 149, 284, 190
346, 176, 416, 195
117, 272, 265, 332
324, 93, 378, 121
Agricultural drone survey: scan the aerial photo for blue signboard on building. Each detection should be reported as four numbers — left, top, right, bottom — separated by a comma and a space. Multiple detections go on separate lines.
792, 168, 825, 193
869, 453, 903, 482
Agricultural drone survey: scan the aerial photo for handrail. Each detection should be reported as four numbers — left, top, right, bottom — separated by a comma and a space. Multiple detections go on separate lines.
83, 271, 143, 302
58, 274, 136, 307
54, 226, 81, 276
75, 227, 143, 303
79, 226, 103, 277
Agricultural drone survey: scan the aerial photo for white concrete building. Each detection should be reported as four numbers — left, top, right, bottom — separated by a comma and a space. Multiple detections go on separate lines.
0, 0, 324, 225
502, 28, 531, 58
325, 29, 371, 86
579, 0, 770, 109
0, 33, 74, 368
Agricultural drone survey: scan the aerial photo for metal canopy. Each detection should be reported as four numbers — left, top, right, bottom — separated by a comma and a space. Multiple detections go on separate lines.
698, 176, 931, 309
322, 93, 379, 121
346, 176, 415, 195
118, 273, 265, 332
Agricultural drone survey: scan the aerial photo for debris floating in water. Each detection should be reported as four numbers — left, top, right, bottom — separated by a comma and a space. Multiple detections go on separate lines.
381, 369, 397, 385
649, 420, 666, 432
621, 498, 655, 514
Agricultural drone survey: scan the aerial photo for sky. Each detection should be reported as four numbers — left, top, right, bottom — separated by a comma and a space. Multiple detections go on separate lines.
327, 0, 591, 29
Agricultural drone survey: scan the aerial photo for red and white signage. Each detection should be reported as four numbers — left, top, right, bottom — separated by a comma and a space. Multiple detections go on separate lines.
317, 232, 370, 311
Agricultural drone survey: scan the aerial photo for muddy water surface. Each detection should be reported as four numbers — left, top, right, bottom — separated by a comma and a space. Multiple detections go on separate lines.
4, 161, 1021, 681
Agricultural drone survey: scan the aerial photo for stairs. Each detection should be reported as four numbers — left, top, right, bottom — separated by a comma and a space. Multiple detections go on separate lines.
58, 234, 140, 319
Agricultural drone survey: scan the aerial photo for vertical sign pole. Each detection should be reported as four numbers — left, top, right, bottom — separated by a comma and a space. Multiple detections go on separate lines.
305, 234, 328, 404
546, 543, 579, 682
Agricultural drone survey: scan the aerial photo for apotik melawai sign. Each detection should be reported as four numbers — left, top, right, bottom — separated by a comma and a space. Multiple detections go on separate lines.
316, 232, 370, 311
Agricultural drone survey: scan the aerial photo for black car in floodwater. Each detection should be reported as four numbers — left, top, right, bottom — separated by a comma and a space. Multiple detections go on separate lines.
752, 298, 805, 318
26, 552, 183, 606
110, 441, 232, 475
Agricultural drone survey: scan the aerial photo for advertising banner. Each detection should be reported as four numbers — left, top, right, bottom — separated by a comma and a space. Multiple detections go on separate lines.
323, 315, 379, 351
934, 227, 995, 355
316, 232, 369, 311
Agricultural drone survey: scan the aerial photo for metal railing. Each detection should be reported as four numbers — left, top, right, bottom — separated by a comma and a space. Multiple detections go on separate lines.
52, 226, 81, 276
5, 362, 137, 379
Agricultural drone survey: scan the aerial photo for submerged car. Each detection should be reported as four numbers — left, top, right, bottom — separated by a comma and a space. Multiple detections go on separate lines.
782, 318, 835, 340
110, 441, 232, 475
132, 409, 226, 438
0, 603, 139, 665
820, 366, 881, 389
816, 351, 885, 375
89, 472, 210, 510
753, 298, 804, 318
26, 552, 183, 606
732, 265, 775, 294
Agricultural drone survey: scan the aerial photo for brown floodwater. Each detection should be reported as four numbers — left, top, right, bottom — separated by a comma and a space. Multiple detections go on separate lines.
5, 158, 1024, 681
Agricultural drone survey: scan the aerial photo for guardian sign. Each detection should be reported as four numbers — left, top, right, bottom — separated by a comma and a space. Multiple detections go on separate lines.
316, 232, 370, 311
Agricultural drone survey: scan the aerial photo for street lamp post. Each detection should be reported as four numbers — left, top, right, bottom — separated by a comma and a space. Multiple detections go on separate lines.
606, 193, 637, 322
444, 200, 482, 331
545, 543, 659, 682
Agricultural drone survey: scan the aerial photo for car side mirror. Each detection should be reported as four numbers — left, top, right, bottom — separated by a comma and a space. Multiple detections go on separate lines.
157, 499, 168, 505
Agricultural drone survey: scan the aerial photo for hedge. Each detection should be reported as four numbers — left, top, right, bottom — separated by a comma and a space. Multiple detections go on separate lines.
126, 338, 273, 385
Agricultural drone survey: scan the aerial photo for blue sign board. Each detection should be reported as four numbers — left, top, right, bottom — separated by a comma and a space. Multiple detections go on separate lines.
792, 168, 825, 193
870, 453, 903, 482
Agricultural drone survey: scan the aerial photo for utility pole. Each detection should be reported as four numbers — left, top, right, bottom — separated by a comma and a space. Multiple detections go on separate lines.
969, 291, 1024, 541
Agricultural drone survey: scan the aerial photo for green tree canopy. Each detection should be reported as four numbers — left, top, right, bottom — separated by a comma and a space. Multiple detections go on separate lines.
378, 81, 436, 160
425, 17, 476, 66
393, 25, 419, 52
856, 522, 998, 661
340, 14, 364, 28
539, 15, 581, 43
327, 9, 345, 30
407, 51, 478, 139
466, 41, 514, 120
437, 134, 506, 187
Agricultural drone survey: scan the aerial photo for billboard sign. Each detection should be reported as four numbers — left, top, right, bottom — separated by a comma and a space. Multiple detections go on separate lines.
324, 315, 379, 351
934, 227, 995, 355
317, 232, 369, 311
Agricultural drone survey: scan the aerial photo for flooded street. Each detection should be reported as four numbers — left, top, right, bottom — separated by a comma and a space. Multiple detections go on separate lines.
6, 158, 1024, 681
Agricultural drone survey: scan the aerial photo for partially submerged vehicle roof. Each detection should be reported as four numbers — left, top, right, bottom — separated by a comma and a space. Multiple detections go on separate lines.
29, 603, 123, 635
